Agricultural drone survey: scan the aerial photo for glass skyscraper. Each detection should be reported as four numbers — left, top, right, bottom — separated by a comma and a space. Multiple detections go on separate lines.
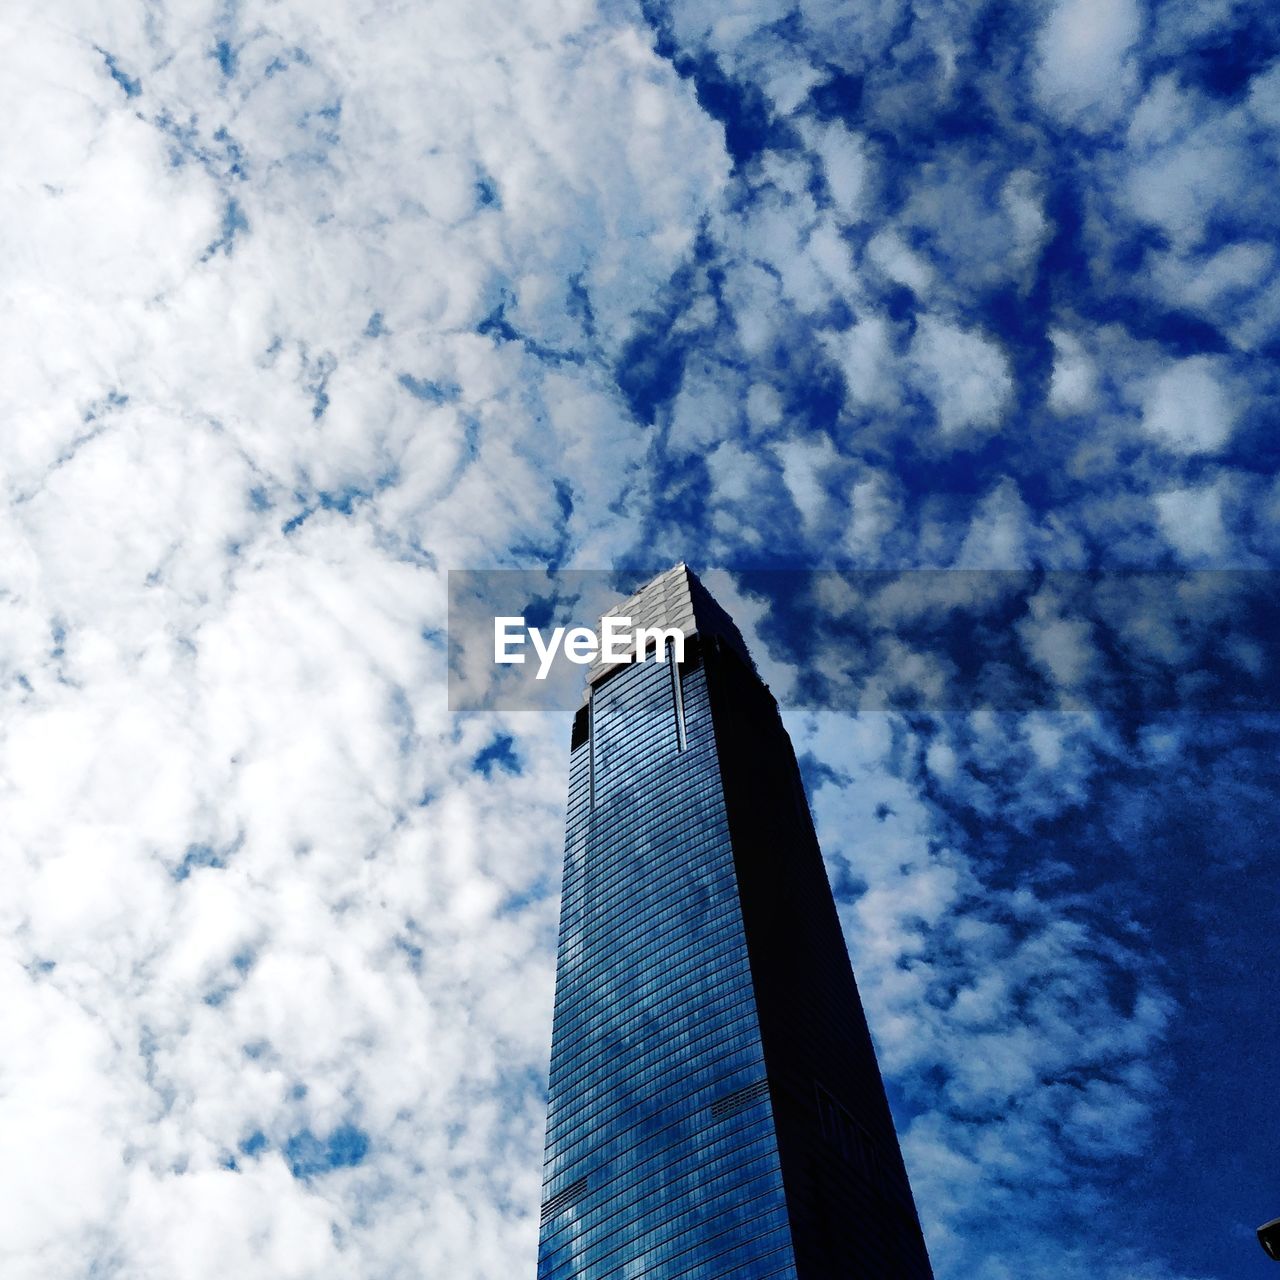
536, 565, 933, 1279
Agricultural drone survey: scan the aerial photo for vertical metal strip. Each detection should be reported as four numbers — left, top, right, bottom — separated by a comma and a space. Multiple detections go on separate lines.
587, 688, 596, 808
669, 640, 687, 752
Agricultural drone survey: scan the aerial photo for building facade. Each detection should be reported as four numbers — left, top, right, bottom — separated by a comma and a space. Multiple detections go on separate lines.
536, 566, 933, 1279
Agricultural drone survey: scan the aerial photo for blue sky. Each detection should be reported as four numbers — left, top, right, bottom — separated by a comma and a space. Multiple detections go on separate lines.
0, 0, 1276, 1277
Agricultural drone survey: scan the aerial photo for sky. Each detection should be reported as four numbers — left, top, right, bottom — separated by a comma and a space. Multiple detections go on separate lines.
0, 1, 1277, 1278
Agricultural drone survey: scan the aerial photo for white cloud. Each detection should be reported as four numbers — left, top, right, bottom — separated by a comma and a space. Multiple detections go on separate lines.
775, 433, 839, 534
1139, 356, 1238, 454
910, 316, 1014, 436
669, 0, 790, 55
1000, 170, 1051, 275
1034, 0, 1141, 129
802, 119, 871, 220
925, 737, 958, 781
1048, 329, 1098, 415
824, 313, 900, 409
794, 702, 1175, 1273
705, 438, 771, 508
667, 358, 745, 455
867, 227, 935, 294
1157, 241, 1274, 313
1247, 59, 1280, 130
723, 181, 858, 315
745, 380, 784, 432
0, 2, 727, 1275
1117, 75, 1264, 257
893, 157, 1049, 297
843, 470, 900, 562
954, 479, 1032, 569
1152, 482, 1229, 561
0, 956, 131, 1277
1017, 586, 1098, 691
1143, 240, 1279, 351
797, 0, 908, 63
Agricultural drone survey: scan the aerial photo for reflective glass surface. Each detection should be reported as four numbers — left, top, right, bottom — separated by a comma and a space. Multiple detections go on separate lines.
537, 651, 797, 1280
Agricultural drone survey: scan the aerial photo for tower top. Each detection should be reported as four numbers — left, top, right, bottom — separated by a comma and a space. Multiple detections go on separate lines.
585, 563, 755, 689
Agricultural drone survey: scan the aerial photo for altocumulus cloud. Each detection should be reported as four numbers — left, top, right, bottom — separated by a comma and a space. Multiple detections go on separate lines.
0, 1, 1276, 1279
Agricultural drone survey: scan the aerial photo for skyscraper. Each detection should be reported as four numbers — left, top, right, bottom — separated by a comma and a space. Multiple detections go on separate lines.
536, 565, 933, 1279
